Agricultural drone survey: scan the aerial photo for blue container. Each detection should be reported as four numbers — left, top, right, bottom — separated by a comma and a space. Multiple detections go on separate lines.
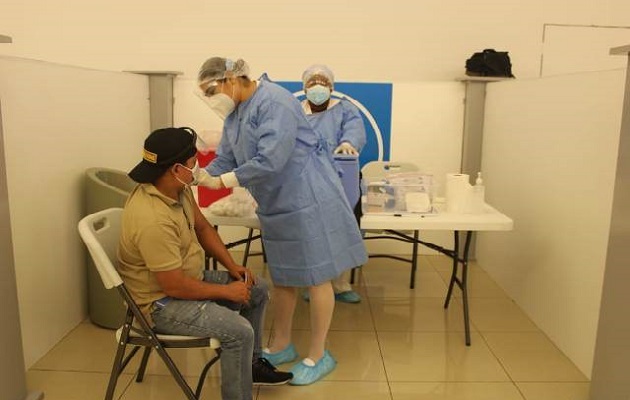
334, 155, 360, 207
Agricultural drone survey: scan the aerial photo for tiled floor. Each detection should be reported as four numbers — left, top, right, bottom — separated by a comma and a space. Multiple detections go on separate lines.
27, 253, 590, 399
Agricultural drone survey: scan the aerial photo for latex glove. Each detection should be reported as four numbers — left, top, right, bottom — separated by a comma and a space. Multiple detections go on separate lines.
334, 142, 358, 155
197, 170, 224, 189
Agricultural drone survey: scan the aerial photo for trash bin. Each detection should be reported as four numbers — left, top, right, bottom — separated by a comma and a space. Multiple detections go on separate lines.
85, 167, 136, 329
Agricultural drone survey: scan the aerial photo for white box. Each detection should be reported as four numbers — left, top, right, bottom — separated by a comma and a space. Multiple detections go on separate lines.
363, 173, 434, 214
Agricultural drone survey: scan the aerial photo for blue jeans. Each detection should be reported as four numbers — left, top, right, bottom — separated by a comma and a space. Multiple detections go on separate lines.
151, 270, 269, 400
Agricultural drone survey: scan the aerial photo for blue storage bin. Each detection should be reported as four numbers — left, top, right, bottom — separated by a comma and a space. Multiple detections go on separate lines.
334, 155, 360, 207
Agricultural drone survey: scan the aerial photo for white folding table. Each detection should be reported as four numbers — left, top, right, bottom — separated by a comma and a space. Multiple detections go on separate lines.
361, 204, 513, 345
202, 204, 513, 346
200, 211, 262, 269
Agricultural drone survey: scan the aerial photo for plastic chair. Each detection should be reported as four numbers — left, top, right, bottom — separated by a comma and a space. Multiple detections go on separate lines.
78, 208, 221, 400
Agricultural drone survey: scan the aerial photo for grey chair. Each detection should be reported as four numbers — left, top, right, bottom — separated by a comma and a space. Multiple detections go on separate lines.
78, 207, 221, 400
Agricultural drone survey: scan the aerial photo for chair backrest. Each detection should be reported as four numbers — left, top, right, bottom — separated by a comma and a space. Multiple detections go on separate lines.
362, 161, 419, 179
78, 208, 124, 289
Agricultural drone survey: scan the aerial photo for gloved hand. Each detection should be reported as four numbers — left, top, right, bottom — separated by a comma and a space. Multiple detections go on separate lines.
197, 170, 224, 189
334, 142, 358, 155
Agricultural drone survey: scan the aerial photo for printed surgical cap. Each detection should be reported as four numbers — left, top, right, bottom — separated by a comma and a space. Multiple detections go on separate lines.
198, 57, 250, 85
302, 64, 335, 88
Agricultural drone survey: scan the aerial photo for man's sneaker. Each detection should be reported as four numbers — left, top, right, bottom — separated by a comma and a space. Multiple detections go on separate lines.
252, 357, 293, 386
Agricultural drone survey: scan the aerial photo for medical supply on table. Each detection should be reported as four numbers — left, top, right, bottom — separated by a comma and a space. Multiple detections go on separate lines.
364, 172, 433, 214
206, 187, 257, 217
445, 172, 486, 214
445, 173, 471, 213
470, 172, 486, 213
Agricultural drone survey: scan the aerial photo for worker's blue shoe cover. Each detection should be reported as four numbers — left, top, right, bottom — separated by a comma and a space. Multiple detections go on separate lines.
335, 290, 362, 303
262, 343, 299, 366
302, 290, 362, 303
289, 350, 337, 385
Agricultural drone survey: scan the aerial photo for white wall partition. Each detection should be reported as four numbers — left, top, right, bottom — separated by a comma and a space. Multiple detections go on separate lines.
0, 56, 149, 368
476, 69, 625, 377
2, 0, 630, 81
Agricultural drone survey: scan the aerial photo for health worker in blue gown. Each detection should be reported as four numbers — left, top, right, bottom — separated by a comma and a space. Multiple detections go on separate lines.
195, 57, 368, 386
300, 64, 366, 305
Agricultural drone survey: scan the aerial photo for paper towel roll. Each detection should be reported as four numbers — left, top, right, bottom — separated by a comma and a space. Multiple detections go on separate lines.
446, 173, 471, 213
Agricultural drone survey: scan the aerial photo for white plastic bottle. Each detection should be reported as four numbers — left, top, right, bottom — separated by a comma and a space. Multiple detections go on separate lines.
472, 172, 485, 213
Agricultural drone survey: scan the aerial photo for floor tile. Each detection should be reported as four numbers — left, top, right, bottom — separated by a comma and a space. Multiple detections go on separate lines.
287, 330, 387, 381
432, 259, 509, 299
371, 297, 470, 332
390, 382, 524, 400
258, 381, 391, 400
516, 382, 590, 400
379, 332, 510, 382
468, 298, 540, 332
137, 346, 223, 378
30, 321, 131, 373
120, 373, 223, 399
483, 332, 588, 382
362, 258, 449, 298
265, 287, 374, 332
26, 370, 132, 400
26, 250, 595, 400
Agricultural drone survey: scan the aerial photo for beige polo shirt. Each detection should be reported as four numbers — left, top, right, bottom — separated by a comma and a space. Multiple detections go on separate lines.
117, 184, 204, 325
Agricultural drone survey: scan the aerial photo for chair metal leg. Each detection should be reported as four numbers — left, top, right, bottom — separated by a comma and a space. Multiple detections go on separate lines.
135, 346, 152, 382
105, 322, 134, 400
195, 348, 222, 398
152, 344, 198, 400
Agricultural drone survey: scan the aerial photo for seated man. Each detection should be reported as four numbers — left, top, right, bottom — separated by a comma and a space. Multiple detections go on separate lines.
118, 127, 292, 400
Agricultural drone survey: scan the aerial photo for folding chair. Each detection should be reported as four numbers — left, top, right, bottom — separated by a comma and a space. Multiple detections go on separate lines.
78, 207, 221, 400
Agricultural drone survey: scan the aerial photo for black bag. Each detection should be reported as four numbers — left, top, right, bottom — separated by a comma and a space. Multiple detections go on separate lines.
465, 49, 514, 78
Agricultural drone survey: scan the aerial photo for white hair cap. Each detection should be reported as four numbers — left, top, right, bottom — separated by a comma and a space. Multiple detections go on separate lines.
198, 57, 250, 85
302, 64, 334, 88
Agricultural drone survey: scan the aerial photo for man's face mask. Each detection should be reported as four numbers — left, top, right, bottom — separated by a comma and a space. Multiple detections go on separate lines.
175, 161, 201, 186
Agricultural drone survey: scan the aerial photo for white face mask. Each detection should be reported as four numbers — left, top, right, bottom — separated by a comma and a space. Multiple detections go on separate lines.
175, 161, 201, 186
207, 93, 235, 120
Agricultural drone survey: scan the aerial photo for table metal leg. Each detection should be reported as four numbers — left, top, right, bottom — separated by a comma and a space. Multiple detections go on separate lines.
443, 230, 473, 345
444, 231, 459, 308
410, 230, 419, 289
242, 228, 254, 266
461, 231, 472, 346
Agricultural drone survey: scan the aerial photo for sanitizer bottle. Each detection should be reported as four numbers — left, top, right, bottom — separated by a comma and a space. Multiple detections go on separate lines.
472, 172, 485, 213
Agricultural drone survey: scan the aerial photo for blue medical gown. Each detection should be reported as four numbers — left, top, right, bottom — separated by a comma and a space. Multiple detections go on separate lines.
207, 75, 368, 286
305, 99, 366, 155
